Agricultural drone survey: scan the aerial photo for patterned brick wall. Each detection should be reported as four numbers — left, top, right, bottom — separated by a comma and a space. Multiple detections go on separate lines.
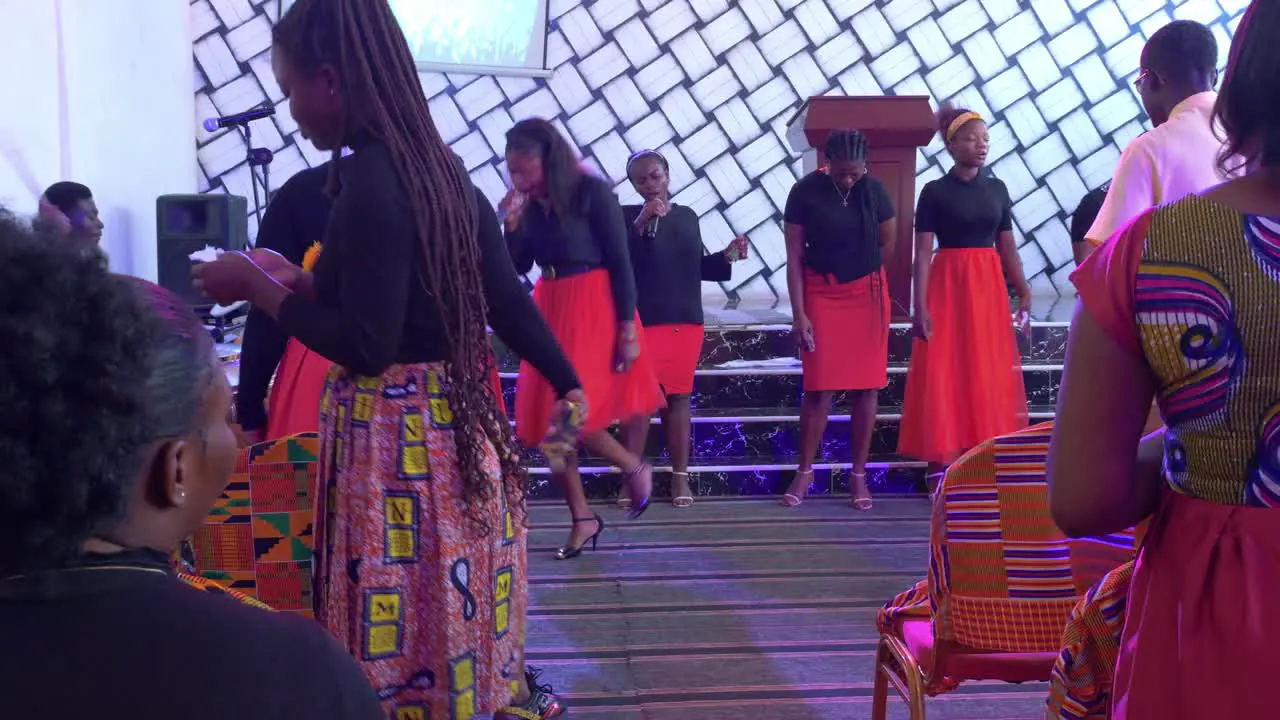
192, 0, 1248, 300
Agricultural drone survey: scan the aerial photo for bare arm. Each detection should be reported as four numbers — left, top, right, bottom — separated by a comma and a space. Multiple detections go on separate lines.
784, 222, 806, 322
912, 232, 933, 314
1072, 241, 1095, 267
878, 217, 898, 266
995, 230, 1031, 298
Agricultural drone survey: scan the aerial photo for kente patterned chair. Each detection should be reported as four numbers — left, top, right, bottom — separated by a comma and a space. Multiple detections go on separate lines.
871, 421, 1143, 720
182, 433, 320, 616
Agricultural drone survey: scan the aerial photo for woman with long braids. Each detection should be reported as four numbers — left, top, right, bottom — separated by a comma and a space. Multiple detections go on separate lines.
503, 118, 661, 557
192, 1, 580, 717
781, 129, 897, 510
897, 104, 1030, 483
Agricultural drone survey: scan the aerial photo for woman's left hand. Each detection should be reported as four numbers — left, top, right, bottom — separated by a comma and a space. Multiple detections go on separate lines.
1014, 292, 1032, 334
724, 235, 749, 262
192, 252, 266, 305
614, 325, 640, 373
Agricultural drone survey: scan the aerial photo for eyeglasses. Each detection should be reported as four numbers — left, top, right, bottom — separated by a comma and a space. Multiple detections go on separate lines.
1133, 69, 1150, 91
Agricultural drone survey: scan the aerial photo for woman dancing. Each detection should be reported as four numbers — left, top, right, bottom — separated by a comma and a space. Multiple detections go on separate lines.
503, 118, 661, 557
622, 149, 747, 508
1050, 3, 1280, 714
781, 130, 897, 509
193, 1, 581, 717
897, 105, 1030, 482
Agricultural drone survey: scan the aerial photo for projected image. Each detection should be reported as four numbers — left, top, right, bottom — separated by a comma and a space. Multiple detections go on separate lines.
390, 0, 542, 71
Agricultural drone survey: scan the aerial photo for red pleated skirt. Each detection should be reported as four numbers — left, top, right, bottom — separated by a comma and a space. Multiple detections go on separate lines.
801, 268, 890, 392
897, 248, 1027, 464
265, 338, 333, 441
515, 269, 663, 448
1110, 490, 1280, 718
644, 323, 703, 396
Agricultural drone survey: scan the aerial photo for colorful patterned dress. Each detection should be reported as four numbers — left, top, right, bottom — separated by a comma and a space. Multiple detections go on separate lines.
1071, 196, 1280, 718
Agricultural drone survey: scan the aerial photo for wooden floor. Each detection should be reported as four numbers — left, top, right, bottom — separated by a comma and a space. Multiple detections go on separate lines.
524, 497, 1048, 719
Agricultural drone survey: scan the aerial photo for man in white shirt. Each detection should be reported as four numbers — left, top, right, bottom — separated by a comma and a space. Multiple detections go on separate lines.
1084, 20, 1225, 252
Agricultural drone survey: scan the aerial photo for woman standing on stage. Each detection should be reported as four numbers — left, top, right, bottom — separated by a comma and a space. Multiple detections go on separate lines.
503, 119, 661, 556
898, 104, 1030, 478
193, 1, 579, 718
622, 150, 748, 508
781, 130, 897, 510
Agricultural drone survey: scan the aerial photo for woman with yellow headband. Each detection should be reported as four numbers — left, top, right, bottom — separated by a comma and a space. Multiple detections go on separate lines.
897, 104, 1031, 478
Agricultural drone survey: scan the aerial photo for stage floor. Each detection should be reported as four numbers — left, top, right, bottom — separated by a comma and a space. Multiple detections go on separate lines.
704, 290, 1076, 327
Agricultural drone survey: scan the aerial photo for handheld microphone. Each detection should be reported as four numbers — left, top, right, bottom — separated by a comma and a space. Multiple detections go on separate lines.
202, 105, 276, 132
644, 214, 660, 239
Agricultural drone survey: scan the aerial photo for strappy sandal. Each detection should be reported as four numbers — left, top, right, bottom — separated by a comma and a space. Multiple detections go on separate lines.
850, 471, 873, 511
781, 468, 813, 507
623, 462, 652, 519
671, 470, 694, 508
555, 514, 603, 560
493, 666, 567, 719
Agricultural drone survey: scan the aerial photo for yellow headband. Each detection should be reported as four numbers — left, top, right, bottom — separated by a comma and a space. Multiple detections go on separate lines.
945, 111, 983, 142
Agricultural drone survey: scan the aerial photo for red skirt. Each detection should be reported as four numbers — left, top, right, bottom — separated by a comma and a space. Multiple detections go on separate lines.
265, 338, 333, 441
644, 324, 703, 396
801, 269, 890, 392
515, 269, 663, 448
897, 248, 1027, 464
1110, 491, 1280, 718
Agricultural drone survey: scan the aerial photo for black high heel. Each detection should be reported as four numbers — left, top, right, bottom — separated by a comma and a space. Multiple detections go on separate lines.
624, 463, 653, 520
555, 514, 604, 560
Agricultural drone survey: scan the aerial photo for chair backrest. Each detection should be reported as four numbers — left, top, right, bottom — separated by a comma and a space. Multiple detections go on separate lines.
186, 433, 320, 617
928, 421, 1141, 654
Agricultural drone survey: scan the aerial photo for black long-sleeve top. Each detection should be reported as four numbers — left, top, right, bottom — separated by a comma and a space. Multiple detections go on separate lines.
505, 175, 637, 321
236, 163, 333, 431
276, 139, 579, 396
621, 203, 731, 326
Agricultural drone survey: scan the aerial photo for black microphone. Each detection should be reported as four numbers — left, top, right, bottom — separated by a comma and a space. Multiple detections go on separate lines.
202, 105, 276, 132
644, 214, 660, 239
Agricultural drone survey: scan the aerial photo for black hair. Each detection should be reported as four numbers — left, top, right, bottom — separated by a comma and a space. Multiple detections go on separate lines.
43, 181, 93, 215
1214, 1, 1279, 173
824, 130, 869, 163
935, 102, 982, 142
506, 118, 584, 221
0, 209, 215, 575
1143, 20, 1218, 88
626, 150, 668, 177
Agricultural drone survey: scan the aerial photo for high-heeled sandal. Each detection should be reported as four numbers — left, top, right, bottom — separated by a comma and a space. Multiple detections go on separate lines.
781, 469, 813, 507
493, 666, 567, 720
671, 470, 694, 508
623, 463, 652, 519
850, 471, 873, 510
555, 514, 604, 560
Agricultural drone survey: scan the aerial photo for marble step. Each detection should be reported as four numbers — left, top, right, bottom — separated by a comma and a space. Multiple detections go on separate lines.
523, 453, 933, 501
499, 362, 1064, 413
493, 322, 1069, 370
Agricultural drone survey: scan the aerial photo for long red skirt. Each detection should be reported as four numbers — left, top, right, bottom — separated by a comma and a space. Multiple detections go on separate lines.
1111, 491, 1280, 718
644, 323, 703, 396
265, 338, 333, 440
515, 269, 662, 448
801, 269, 890, 392
897, 248, 1027, 464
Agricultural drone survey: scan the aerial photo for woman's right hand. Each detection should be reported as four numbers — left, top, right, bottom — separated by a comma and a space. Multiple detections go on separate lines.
792, 315, 815, 353
637, 197, 669, 224
247, 248, 303, 290
499, 189, 527, 230
912, 310, 933, 341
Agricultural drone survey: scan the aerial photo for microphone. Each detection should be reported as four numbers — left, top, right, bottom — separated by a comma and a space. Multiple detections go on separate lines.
202, 105, 276, 132
644, 214, 660, 239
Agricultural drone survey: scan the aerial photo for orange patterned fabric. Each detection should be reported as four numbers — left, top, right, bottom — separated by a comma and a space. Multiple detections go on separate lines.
1046, 560, 1135, 719
187, 434, 320, 616
176, 571, 277, 612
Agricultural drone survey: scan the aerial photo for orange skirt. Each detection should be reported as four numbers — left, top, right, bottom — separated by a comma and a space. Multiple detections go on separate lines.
801, 268, 890, 392
644, 324, 703, 396
265, 338, 333, 441
515, 269, 663, 448
897, 248, 1027, 464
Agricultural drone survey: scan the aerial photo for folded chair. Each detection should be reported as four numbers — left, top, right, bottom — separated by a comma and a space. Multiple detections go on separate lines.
872, 422, 1141, 720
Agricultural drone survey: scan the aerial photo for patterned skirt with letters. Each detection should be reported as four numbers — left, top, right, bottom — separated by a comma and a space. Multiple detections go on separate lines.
315, 363, 525, 718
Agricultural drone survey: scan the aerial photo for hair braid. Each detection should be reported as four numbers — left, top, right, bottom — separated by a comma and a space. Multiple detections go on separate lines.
275, 0, 528, 530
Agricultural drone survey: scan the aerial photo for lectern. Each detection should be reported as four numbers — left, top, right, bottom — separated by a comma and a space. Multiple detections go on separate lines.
785, 96, 935, 319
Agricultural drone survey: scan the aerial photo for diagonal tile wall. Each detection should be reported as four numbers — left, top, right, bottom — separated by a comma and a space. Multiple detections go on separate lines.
192, 0, 1248, 300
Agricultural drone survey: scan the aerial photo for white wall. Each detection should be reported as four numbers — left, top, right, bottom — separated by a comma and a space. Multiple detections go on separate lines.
0, 0, 196, 279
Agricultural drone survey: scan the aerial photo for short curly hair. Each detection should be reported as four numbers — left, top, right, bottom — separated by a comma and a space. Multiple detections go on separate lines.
0, 209, 215, 575
1143, 20, 1218, 86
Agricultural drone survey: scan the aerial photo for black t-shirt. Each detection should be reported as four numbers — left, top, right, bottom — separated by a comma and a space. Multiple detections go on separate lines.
237, 163, 334, 430
1071, 183, 1110, 245
276, 140, 579, 396
621, 203, 731, 326
915, 171, 1014, 248
783, 171, 895, 283
0, 551, 383, 719
505, 175, 638, 322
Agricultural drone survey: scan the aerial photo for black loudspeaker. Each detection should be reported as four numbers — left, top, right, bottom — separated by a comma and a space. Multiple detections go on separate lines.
156, 194, 249, 306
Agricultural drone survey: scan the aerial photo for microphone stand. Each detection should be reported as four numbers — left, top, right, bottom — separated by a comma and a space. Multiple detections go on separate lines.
237, 122, 274, 239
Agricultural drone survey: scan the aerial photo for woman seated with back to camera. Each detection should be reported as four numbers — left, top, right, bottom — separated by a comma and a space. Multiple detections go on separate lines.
0, 211, 382, 719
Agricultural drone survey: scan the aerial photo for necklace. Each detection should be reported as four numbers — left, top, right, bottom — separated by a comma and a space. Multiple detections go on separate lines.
831, 178, 852, 207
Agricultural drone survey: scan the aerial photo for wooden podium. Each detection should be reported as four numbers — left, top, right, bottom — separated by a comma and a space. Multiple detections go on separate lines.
785, 96, 935, 319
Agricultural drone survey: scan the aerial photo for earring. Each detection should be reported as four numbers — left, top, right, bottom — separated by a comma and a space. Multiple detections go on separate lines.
175, 487, 187, 503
